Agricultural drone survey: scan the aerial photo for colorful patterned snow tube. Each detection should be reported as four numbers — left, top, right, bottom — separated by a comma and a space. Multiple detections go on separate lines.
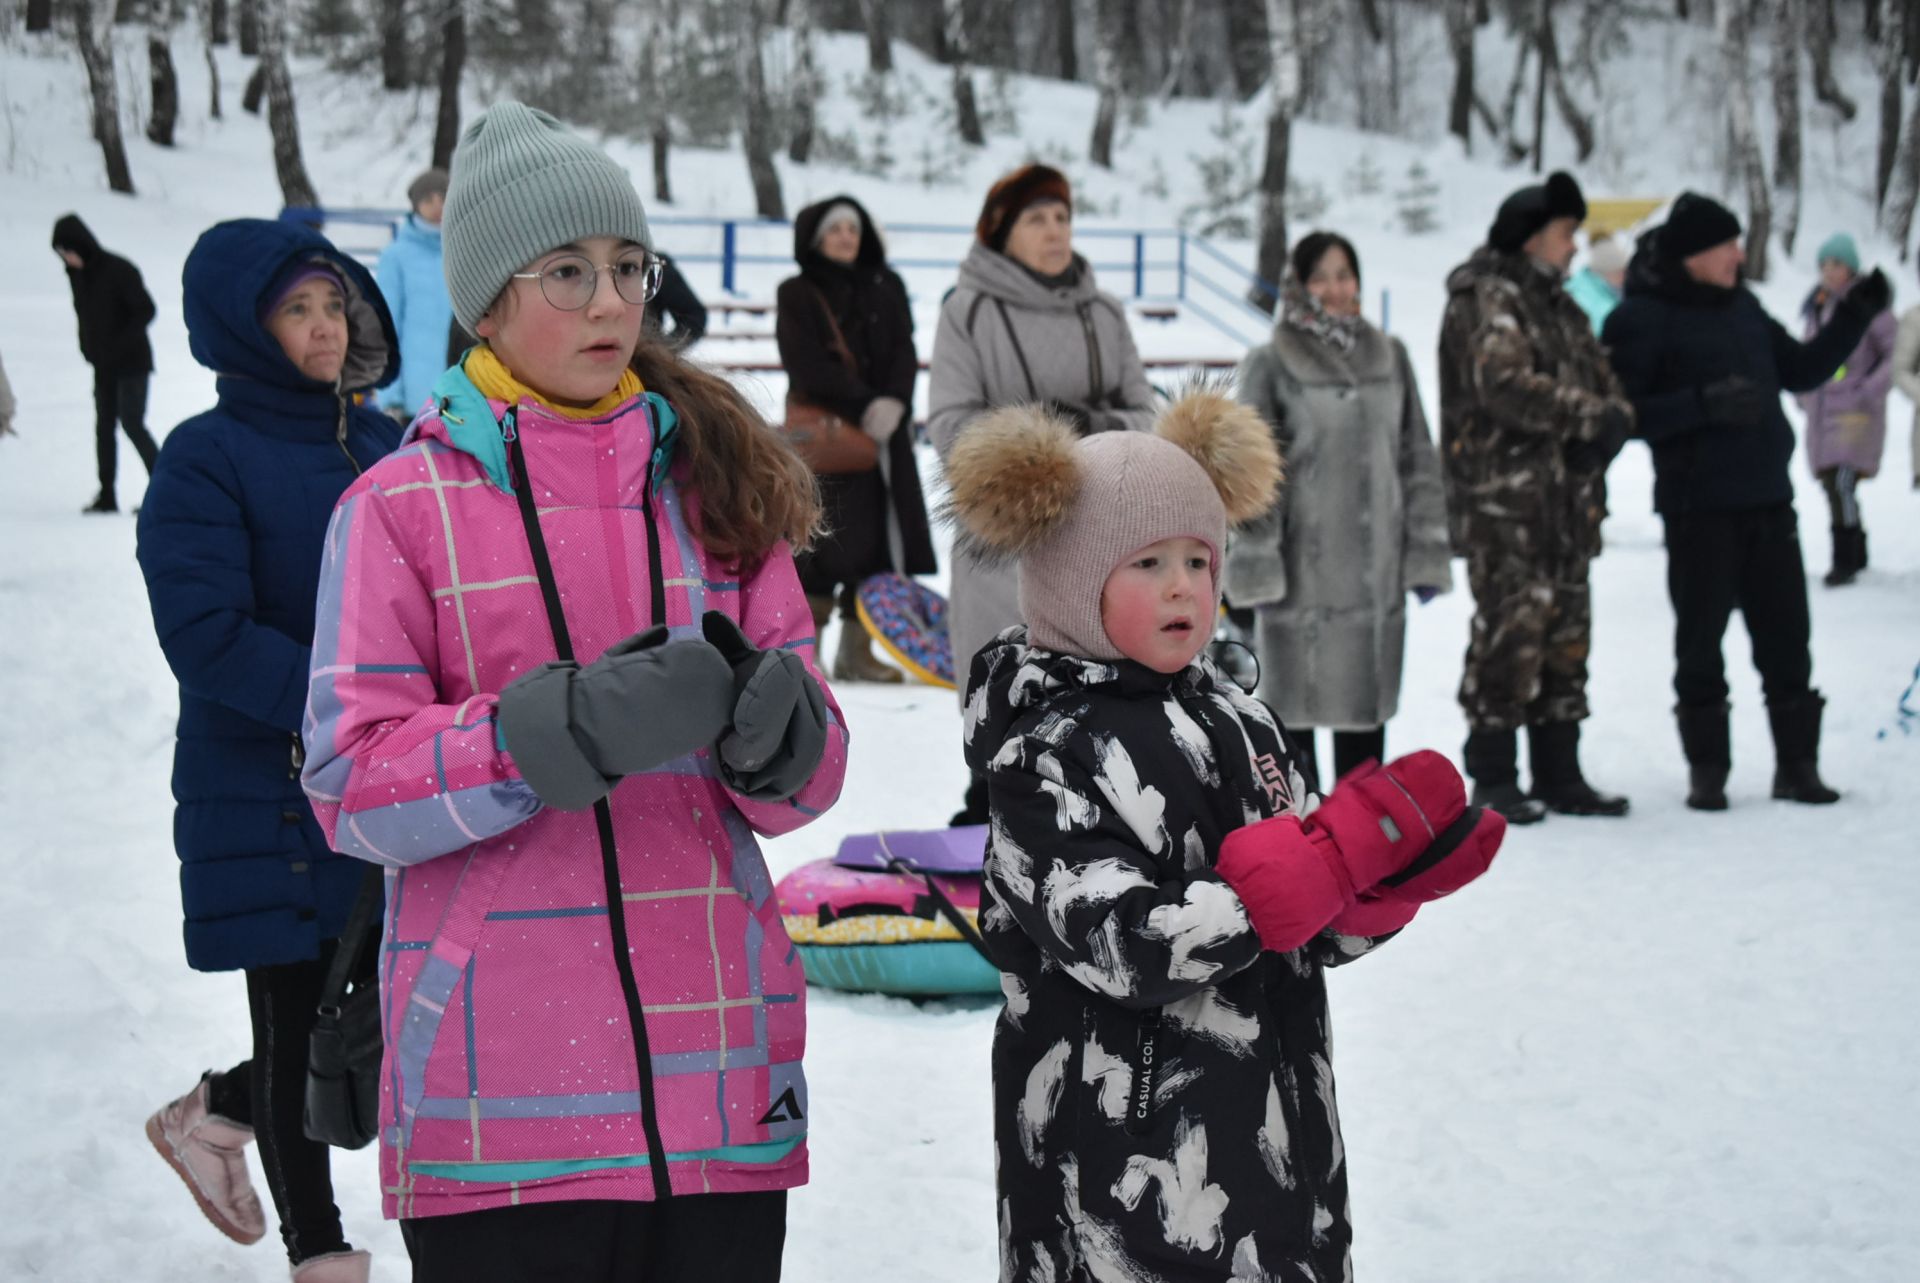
855, 572, 954, 689
776, 858, 1000, 996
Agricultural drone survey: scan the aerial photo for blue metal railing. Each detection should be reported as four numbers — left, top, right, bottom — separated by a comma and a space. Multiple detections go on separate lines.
303, 206, 1332, 349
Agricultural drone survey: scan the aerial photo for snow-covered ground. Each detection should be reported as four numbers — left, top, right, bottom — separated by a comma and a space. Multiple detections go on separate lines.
2, 23, 1918, 1283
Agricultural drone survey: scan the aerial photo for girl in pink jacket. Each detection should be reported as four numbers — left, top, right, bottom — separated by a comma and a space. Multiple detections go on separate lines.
301, 102, 845, 1281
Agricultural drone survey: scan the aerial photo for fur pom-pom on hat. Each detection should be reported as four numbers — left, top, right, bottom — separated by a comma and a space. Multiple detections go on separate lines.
942, 393, 1283, 661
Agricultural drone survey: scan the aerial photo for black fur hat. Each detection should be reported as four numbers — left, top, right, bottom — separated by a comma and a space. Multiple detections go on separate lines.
1488, 172, 1587, 253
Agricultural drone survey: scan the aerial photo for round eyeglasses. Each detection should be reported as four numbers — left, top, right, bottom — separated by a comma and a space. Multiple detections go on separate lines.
510, 252, 664, 311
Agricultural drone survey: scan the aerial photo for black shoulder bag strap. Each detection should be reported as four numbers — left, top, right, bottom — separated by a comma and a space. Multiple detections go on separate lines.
992, 299, 1041, 402
504, 407, 674, 1200
318, 867, 384, 1017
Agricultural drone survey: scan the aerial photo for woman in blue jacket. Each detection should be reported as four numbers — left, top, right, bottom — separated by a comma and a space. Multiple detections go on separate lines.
135, 219, 400, 1283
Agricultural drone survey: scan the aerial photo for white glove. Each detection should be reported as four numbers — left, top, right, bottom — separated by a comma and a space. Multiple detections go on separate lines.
860, 396, 907, 445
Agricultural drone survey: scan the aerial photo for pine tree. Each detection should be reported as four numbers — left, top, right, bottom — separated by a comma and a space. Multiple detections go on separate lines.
1397, 160, 1440, 234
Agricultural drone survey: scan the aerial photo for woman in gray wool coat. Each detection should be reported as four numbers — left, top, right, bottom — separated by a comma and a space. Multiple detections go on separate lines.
1226, 232, 1453, 790
928, 163, 1156, 825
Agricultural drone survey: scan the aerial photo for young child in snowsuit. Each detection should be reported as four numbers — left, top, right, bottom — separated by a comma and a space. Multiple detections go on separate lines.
300, 102, 846, 1282
946, 395, 1507, 1282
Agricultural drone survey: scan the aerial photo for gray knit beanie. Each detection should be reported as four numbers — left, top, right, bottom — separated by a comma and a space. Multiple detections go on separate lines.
943, 394, 1284, 664
441, 101, 652, 332
1020, 433, 1229, 660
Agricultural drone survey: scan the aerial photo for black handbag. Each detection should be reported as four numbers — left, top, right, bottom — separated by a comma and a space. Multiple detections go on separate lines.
303, 868, 384, 1150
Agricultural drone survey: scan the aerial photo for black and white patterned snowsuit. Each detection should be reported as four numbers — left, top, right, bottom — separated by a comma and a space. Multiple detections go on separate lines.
964, 629, 1405, 1283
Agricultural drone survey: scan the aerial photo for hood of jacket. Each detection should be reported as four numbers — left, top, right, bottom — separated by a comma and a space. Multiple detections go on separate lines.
184, 218, 399, 396
51, 213, 101, 265
955, 241, 1101, 313
412, 362, 680, 496
961, 625, 1233, 774
792, 194, 886, 271
1623, 225, 1745, 310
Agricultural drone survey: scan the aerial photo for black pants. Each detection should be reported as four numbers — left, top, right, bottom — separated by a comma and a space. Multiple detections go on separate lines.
402, 1191, 789, 1283
92, 369, 158, 490
204, 950, 347, 1266
1291, 726, 1386, 794
1663, 504, 1813, 709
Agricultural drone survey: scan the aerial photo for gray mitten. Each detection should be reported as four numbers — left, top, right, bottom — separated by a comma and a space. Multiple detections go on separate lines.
860, 396, 907, 445
498, 626, 735, 811
702, 612, 831, 802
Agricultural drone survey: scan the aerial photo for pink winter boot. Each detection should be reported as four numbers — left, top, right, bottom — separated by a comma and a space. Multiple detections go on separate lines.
144, 1077, 267, 1245
292, 1248, 372, 1282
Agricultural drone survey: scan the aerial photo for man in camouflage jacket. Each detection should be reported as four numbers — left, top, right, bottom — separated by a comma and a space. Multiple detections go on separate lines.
1438, 171, 1636, 822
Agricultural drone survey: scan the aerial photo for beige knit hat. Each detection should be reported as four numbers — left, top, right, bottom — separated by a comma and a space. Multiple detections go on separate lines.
944, 393, 1283, 661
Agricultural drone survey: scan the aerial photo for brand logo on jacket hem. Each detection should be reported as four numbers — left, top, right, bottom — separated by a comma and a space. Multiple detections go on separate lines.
757, 1088, 804, 1125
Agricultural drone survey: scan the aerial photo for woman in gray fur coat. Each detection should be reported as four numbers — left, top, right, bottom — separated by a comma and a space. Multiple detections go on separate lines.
1226, 233, 1453, 790
929, 164, 1157, 824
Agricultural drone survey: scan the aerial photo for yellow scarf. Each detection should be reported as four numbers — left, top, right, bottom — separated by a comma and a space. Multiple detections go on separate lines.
464, 343, 643, 421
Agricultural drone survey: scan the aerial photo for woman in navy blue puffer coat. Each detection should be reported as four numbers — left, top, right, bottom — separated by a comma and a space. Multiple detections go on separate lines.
134, 219, 400, 1282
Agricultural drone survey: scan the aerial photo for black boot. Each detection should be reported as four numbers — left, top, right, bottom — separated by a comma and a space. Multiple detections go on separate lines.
1823, 527, 1863, 587
1463, 728, 1547, 825
81, 489, 117, 514
1526, 721, 1629, 816
1768, 692, 1841, 804
1675, 702, 1731, 811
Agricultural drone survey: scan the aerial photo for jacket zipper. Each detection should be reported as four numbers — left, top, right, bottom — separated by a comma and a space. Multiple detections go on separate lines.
334, 395, 363, 476
1078, 303, 1105, 406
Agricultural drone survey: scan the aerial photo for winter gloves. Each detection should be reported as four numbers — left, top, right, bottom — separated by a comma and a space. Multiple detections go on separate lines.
1697, 375, 1772, 431
1835, 268, 1892, 324
1567, 400, 1636, 472
1215, 751, 1506, 953
860, 396, 907, 445
702, 612, 832, 801
499, 612, 829, 811
499, 626, 736, 810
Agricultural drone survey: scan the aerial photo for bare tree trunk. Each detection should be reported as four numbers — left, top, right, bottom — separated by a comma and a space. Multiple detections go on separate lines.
243, 62, 264, 112
861, 0, 893, 71
1539, 0, 1594, 161
146, 5, 178, 146
738, 0, 784, 218
1773, 0, 1803, 256
1877, 11, 1903, 212
1500, 32, 1533, 161
1447, 0, 1475, 150
1530, 0, 1548, 170
380, 0, 408, 92
1357, 0, 1384, 41
208, 0, 228, 44
639, 0, 674, 202
27, 0, 55, 32
258, 0, 318, 208
1225, 0, 1268, 100
1720, 0, 1771, 279
1251, 0, 1306, 313
944, 0, 985, 145
1157, 0, 1195, 102
1866, 0, 1880, 42
238, 0, 258, 55
432, 3, 465, 169
1808, 0, 1859, 118
1054, 0, 1078, 80
205, 36, 222, 117
1090, 0, 1122, 165
70, 0, 135, 192
789, 0, 819, 162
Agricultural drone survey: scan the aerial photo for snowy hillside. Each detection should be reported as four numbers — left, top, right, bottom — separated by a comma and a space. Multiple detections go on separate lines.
3, 20, 1919, 1283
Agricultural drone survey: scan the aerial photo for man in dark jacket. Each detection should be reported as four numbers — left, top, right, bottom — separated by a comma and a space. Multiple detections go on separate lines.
1603, 193, 1886, 810
52, 214, 161, 513
1438, 172, 1637, 825
644, 251, 708, 349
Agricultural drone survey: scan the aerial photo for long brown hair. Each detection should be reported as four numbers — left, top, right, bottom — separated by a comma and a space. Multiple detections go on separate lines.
629, 337, 821, 575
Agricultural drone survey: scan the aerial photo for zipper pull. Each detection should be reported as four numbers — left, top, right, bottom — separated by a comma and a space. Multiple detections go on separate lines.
501, 405, 519, 443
